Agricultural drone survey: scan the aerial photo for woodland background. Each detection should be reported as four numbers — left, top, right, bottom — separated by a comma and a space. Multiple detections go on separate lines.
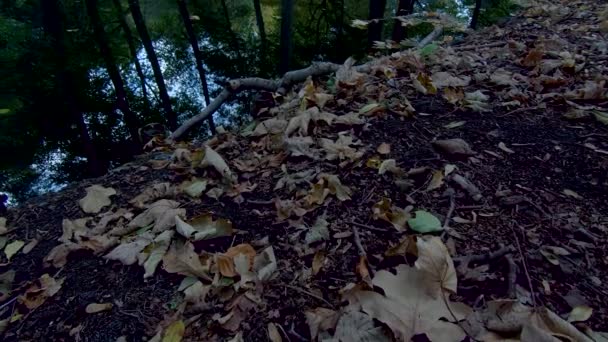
0, 0, 516, 202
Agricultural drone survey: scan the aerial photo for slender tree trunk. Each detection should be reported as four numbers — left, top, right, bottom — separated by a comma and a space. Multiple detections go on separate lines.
392, 0, 414, 42
367, 0, 387, 48
470, 0, 482, 29
86, 0, 140, 146
127, 0, 177, 129
279, 0, 294, 74
111, 0, 148, 110
42, 0, 103, 176
220, 0, 242, 63
177, 0, 215, 134
252, 0, 267, 56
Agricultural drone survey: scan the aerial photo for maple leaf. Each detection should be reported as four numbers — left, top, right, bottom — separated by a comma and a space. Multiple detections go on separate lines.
78, 185, 116, 214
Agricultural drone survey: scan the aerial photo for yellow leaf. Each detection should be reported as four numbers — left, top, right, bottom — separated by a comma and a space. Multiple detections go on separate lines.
567, 305, 593, 322
162, 320, 185, 342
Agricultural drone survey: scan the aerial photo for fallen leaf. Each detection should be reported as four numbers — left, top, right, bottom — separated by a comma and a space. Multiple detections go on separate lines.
385, 236, 417, 257
320, 134, 364, 161
539, 245, 571, 265
284, 136, 317, 158
433, 138, 475, 156
267, 323, 282, 342
180, 179, 208, 198
0, 270, 15, 301
163, 240, 211, 280
521, 48, 544, 67
498, 142, 515, 154
305, 308, 339, 339
594, 111, 608, 125
251, 118, 288, 136
130, 183, 175, 208
201, 145, 235, 182
286, 109, 312, 136
562, 189, 583, 200
377, 143, 391, 155
306, 217, 330, 244
22, 239, 39, 254
254, 246, 277, 282
125, 199, 185, 234
378, 159, 404, 176
431, 71, 471, 88
415, 236, 457, 294
359, 102, 382, 115
312, 250, 326, 275
162, 320, 185, 342
0, 218, 7, 235
20, 274, 64, 310
85, 303, 113, 314
60, 218, 91, 243
183, 280, 209, 305
464, 90, 490, 112
426, 170, 445, 191
443, 121, 466, 129
104, 234, 152, 265
143, 230, 174, 278
372, 198, 410, 231
175, 214, 232, 241
567, 305, 593, 322
4, 240, 24, 261
407, 210, 442, 233
78, 185, 116, 214
332, 311, 391, 342
44, 242, 83, 268
217, 244, 256, 277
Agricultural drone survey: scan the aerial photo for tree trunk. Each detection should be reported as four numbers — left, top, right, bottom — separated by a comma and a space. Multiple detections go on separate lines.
220, 0, 242, 61
127, 0, 177, 129
86, 0, 140, 146
42, 0, 103, 176
470, 0, 482, 29
177, 0, 215, 134
111, 0, 148, 110
367, 0, 387, 48
252, 0, 267, 57
279, 0, 294, 74
391, 0, 414, 43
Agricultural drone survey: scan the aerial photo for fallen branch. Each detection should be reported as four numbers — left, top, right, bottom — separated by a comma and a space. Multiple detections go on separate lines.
170, 27, 444, 140
454, 245, 514, 266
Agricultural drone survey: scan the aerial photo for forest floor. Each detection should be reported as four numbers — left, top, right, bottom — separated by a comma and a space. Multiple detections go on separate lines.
2, 0, 608, 341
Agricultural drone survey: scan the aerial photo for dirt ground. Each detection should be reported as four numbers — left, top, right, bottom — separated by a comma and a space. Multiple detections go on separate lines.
1, 0, 608, 341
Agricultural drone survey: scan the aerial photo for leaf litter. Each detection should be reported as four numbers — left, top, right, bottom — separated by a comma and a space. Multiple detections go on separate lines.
3, 1, 608, 340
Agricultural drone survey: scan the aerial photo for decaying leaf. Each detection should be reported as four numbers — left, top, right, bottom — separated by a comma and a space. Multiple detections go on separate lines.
175, 214, 232, 241
372, 198, 411, 231
333, 311, 391, 342
78, 185, 116, 214
433, 138, 475, 156
407, 210, 442, 233
200, 145, 235, 182
305, 217, 330, 244
85, 303, 113, 314
4, 240, 24, 261
162, 240, 211, 280
274, 166, 316, 192
125, 200, 185, 234
217, 244, 256, 278
130, 183, 175, 208
305, 307, 340, 340
306, 174, 352, 205
20, 274, 65, 310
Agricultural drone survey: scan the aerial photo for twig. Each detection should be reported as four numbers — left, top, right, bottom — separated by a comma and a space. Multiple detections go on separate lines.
351, 226, 366, 257
443, 190, 456, 228
453, 41, 506, 51
284, 284, 333, 308
0, 296, 18, 311
288, 322, 307, 342
506, 255, 518, 299
454, 245, 514, 265
350, 221, 391, 233
246, 199, 274, 205
510, 223, 537, 308
496, 106, 540, 118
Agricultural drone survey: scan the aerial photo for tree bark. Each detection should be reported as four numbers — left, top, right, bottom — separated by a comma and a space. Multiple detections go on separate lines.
127, 0, 177, 129
367, 0, 387, 48
391, 0, 414, 43
470, 0, 482, 29
42, 0, 103, 176
279, 0, 294, 74
252, 0, 267, 56
86, 0, 140, 146
177, 0, 215, 134
111, 0, 148, 110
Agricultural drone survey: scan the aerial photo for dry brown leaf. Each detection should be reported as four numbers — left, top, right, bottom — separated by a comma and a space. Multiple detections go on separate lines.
433, 138, 475, 156
143, 230, 174, 278
130, 183, 175, 208
85, 303, 113, 314
283, 136, 317, 159
431, 71, 471, 88
333, 311, 391, 342
305, 217, 330, 244
377, 143, 391, 155
251, 118, 288, 136
162, 240, 211, 280
426, 170, 445, 191
78, 185, 116, 214
201, 145, 235, 182
275, 199, 307, 221
254, 246, 277, 282
217, 244, 256, 278
125, 199, 185, 234
372, 198, 411, 231
79, 234, 118, 254
104, 233, 153, 265
320, 134, 363, 161
415, 236, 457, 295
334, 112, 365, 125
60, 218, 91, 243
183, 280, 209, 305
521, 48, 544, 67
312, 250, 326, 275
91, 209, 132, 236
267, 323, 282, 342
175, 214, 232, 241
286, 109, 312, 136
385, 235, 418, 257
305, 307, 339, 340
20, 274, 64, 310
44, 242, 83, 268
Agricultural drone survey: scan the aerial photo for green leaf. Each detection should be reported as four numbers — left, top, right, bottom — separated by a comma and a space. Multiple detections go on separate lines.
0, 109, 11, 115
407, 211, 442, 233
162, 320, 185, 342
420, 43, 438, 57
